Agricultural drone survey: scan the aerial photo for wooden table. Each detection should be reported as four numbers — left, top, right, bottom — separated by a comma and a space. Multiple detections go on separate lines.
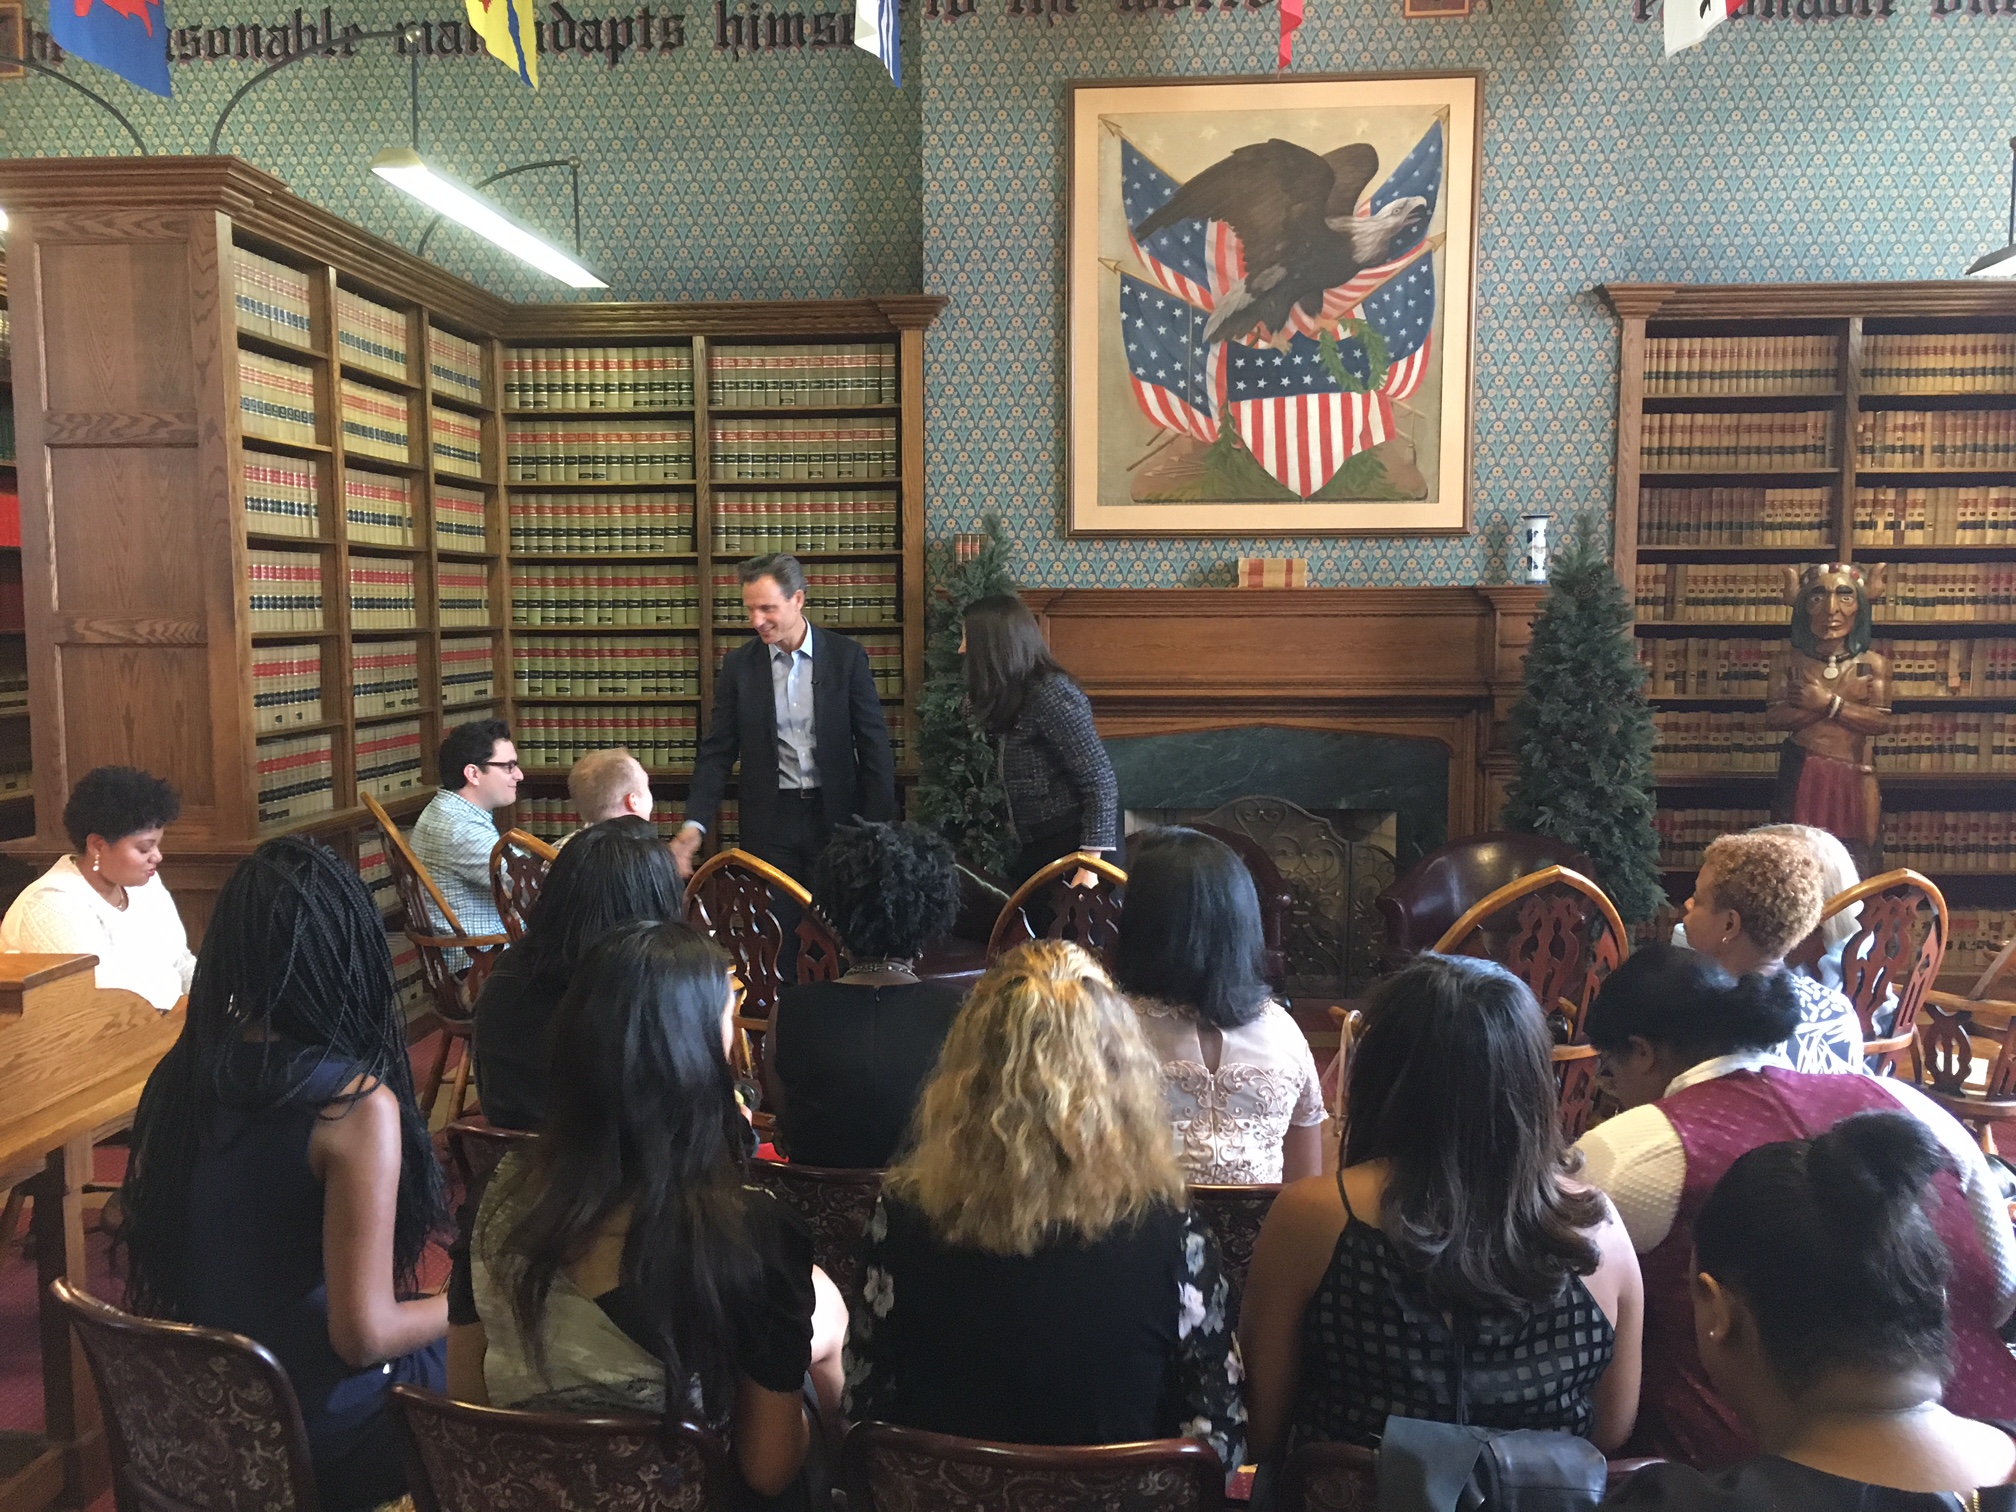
0, 956, 182, 1512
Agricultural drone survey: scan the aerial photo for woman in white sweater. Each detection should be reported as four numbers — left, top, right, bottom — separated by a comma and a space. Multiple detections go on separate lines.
0, 766, 195, 1010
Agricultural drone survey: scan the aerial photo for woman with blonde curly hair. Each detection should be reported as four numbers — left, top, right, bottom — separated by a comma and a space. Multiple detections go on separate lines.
842, 940, 1245, 1467
1680, 831, 1862, 1074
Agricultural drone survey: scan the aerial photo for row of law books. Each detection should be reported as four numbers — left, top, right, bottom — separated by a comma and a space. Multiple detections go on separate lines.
251, 643, 324, 731
429, 327, 487, 409
390, 931, 428, 1023
441, 636, 497, 707
712, 493, 901, 554
1640, 636, 2016, 699
1654, 808, 1771, 870
0, 769, 28, 799
233, 248, 314, 348
516, 706, 698, 772
1636, 563, 1798, 623
1637, 486, 1831, 547
1854, 486, 2016, 546
350, 560, 418, 630
342, 379, 410, 465
0, 666, 28, 717
1642, 336, 1837, 396
1882, 810, 2016, 873
514, 636, 701, 698
353, 639, 422, 718
508, 494, 695, 555
1640, 412, 1835, 472
1855, 410, 2016, 470
432, 405, 485, 479
336, 288, 407, 383
436, 484, 489, 552
1881, 564, 2016, 622
248, 549, 324, 632
1863, 334, 2016, 395
245, 451, 320, 538
439, 564, 493, 628
505, 419, 695, 483
710, 629, 903, 696
255, 730, 334, 832
709, 418, 899, 481
239, 351, 318, 447
1949, 912, 2016, 979
510, 566, 700, 628
355, 719, 425, 802
710, 565, 899, 627
1653, 710, 2016, 773
512, 795, 715, 846
502, 347, 695, 411
708, 343, 899, 408
344, 469, 414, 546
358, 829, 398, 917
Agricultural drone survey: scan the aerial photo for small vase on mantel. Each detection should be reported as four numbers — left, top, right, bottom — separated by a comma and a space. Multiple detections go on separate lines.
1521, 513, 1552, 585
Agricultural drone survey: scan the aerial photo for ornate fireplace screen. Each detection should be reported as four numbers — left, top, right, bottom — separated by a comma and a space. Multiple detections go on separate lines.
1199, 796, 1397, 999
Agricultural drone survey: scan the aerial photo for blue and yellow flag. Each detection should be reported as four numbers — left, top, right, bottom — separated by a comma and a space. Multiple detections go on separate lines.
466, 0, 537, 85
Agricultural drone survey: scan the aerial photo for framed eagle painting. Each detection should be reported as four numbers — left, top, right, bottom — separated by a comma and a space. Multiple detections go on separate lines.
1066, 73, 1482, 537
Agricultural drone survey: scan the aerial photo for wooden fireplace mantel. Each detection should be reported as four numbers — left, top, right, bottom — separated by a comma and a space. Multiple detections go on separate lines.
1022, 586, 1546, 836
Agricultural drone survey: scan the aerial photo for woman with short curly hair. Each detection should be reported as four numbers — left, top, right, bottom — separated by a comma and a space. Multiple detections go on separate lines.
764, 820, 963, 1168
843, 941, 1245, 1467
0, 765, 195, 1010
1682, 831, 1862, 1075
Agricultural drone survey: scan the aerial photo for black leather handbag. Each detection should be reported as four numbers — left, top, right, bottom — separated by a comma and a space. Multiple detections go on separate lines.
1375, 1319, 1609, 1512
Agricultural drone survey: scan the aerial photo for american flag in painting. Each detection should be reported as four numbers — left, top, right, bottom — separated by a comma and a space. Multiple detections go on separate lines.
1120, 275, 1225, 443
1115, 123, 1444, 498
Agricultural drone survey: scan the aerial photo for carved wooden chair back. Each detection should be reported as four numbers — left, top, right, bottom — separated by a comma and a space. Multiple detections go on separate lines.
1916, 935, 2016, 1148
1814, 868, 1947, 1078
391, 1384, 725, 1512
489, 829, 559, 943
1189, 1184, 1280, 1328
747, 1158, 882, 1317
842, 1423, 1225, 1512
1275, 1440, 1377, 1512
362, 791, 508, 1122
986, 853, 1130, 969
50, 1277, 324, 1512
445, 1119, 540, 1196
1431, 864, 1629, 1140
682, 848, 843, 1086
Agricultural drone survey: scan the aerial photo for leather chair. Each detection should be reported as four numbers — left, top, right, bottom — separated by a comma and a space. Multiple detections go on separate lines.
1376, 831, 1593, 973
843, 1423, 1225, 1512
747, 1158, 882, 1318
1189, 1183, 1280, 1327
392, 1384, 725, 1512
50, 1277, 324, 1511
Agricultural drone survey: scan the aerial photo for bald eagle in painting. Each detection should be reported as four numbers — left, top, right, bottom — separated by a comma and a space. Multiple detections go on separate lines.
1131, 139, 1431, 347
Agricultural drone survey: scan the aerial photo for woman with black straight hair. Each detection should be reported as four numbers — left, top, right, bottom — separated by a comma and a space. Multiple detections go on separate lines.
1608, 1113, 2016, 1508
1117, 827, 1325, 1183
121, 836, 450, 1512
473, 814, 685, 1130
1241, 954, 1642, 1472
960, 593, 1119, 885
1576, 942, 2016, 1468
457, 919, 846, 1506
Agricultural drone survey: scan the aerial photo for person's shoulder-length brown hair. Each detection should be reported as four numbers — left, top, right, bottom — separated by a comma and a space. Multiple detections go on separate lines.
962, 594, 1068, 735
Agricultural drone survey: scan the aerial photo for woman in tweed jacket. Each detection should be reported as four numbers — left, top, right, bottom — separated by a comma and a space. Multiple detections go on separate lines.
961, 595, 1120, 886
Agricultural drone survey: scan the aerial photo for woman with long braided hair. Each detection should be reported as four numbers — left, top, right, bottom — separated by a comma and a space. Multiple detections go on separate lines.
121, 836, 450, 1512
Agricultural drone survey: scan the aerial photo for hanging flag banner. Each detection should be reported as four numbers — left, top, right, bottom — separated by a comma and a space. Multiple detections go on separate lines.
464, 0, 537, 82
1665, 0, 1739, 51
853, 0, 897, 83
1276, 0, 1299, 64
48, 0, 174, 94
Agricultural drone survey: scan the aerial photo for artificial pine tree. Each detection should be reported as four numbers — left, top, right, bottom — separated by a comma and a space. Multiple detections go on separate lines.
1499, 523, 1666, 924
911, 514, 1017, 871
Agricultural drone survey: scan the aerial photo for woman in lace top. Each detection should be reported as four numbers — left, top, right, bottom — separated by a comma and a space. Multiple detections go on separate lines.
1241, 955, 1642, 1474
844, 941, 1246, 1472
455, 921, 847, 1507
1117, 828, 1325, 1185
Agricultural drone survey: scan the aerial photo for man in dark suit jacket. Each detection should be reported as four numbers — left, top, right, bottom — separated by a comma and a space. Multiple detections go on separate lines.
672, 553, 896, 886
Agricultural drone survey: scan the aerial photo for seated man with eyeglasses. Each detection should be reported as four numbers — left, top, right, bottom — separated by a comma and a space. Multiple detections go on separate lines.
411, 719, 521, 965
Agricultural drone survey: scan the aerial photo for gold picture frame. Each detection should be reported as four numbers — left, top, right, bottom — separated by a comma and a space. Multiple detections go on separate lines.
0, 3, 25, 80
1065, 72, 1483, 538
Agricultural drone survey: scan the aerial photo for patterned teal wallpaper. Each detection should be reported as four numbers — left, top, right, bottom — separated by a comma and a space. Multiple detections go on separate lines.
4, 5, 2012, 584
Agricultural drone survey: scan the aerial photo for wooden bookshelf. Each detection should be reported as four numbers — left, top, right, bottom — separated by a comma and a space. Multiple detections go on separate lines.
0, 252, 30, 843
1605, 283, 2016, 985
0, 157, 940, 935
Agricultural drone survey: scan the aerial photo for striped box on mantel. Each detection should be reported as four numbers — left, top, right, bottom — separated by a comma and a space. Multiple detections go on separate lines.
1236, 557, 1309, 588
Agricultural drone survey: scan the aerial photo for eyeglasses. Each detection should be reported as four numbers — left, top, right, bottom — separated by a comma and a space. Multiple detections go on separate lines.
477, 759, 523, 773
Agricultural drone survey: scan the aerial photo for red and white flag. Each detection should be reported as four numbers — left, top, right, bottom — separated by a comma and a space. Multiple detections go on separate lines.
1665, 0, 1739, 55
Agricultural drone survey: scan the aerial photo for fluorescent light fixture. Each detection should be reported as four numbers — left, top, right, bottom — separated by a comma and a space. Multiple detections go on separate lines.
371, 148, 606, 289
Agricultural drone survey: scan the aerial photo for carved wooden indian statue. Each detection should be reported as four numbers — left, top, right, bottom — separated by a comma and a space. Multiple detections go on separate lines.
1766, 562, 1893, 859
